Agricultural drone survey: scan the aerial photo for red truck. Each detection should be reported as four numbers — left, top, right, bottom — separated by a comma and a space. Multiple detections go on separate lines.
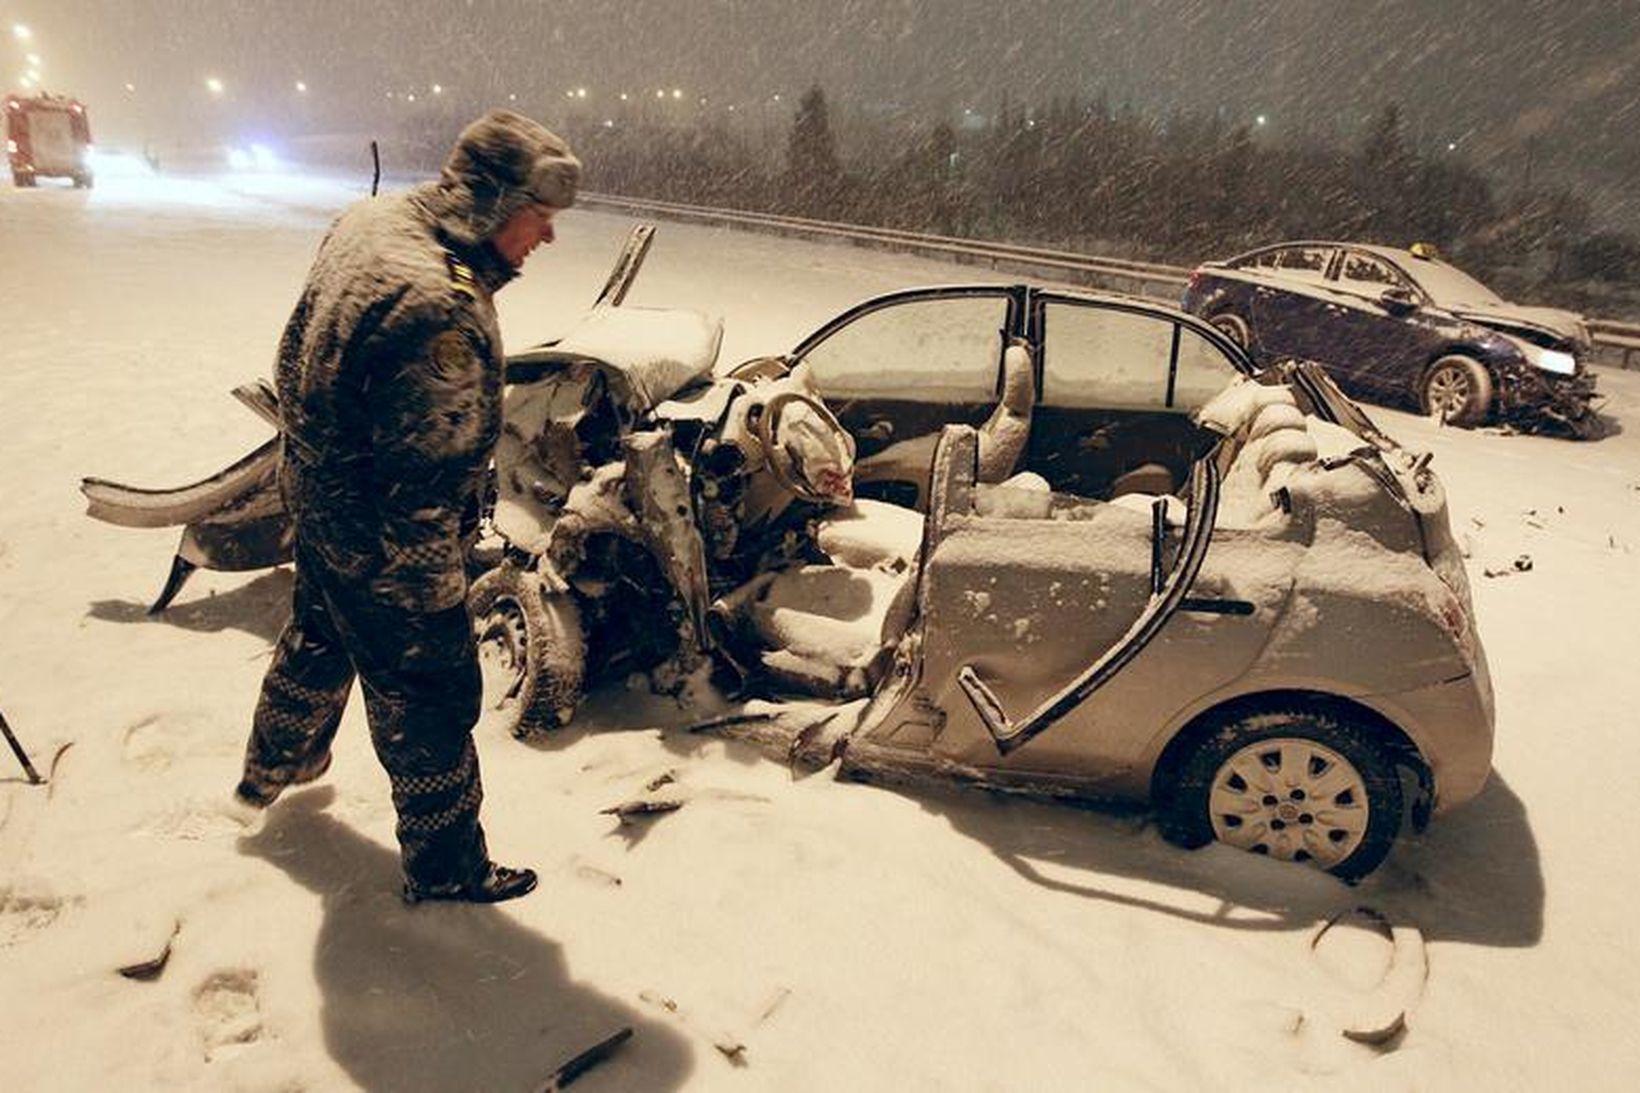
5, 92, 93, 188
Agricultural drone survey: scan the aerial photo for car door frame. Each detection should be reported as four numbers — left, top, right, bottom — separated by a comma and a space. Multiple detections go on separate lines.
787, 284, 1028, 505
1024, 289, 1255, 498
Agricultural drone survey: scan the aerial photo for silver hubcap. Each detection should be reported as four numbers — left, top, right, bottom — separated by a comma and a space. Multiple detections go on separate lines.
1208, 737, 1370, 868
1426, 367, 1469, 417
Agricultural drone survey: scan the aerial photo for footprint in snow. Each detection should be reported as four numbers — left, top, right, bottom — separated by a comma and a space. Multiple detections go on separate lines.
121, 714, 172, 772
135, 792, 268, 841
193, 968, 264, 1060
0, 876, 81, 947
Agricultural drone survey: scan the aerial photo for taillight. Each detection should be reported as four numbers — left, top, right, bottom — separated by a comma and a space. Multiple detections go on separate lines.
1430, 582, 1477, 665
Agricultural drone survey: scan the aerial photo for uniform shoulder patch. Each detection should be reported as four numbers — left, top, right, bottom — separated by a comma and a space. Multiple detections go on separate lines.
444, 251, 477, 300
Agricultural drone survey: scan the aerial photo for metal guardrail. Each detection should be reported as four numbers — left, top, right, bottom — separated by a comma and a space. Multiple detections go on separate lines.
581, 192, 1640, 369
1588, 319, 1640, 366
579, 192, 1190, 298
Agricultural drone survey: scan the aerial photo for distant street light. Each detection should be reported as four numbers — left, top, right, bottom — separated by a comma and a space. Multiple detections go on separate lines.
1255, 114, 1268, 127
576, 87, 587, 99
295, 80, 307, 93
671, 88, 682, 100
26, 53, 41, 66
205, 76, 224, 95
431, 83, 443, 95
124, 82, 135, 92
11, 24, 30, 41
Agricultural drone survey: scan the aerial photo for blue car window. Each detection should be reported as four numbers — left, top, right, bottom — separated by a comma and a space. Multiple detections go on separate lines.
1274, 246, 1334, 281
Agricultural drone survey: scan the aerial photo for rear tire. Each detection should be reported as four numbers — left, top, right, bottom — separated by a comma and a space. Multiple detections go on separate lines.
1207, 312, 1252, 349
469, 563, 586, 740
1421, 355, 1493, 427
1157, 708, 1403, 881
13, 171, 35, 188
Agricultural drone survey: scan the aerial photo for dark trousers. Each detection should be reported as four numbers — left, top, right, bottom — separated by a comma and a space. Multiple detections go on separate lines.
242, 541, 489, 888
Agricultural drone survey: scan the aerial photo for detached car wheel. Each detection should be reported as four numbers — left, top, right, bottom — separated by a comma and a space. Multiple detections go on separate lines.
1160, 710, 1403, 881
1421, 355, 1493, 427
469, 564, 586, 740
1207, 312, 1252, 349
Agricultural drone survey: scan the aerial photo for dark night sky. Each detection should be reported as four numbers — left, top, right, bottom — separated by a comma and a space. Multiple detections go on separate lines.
9, 1, 1640, 224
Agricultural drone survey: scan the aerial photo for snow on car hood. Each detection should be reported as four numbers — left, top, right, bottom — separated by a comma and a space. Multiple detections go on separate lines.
1450, 301, 1589, 346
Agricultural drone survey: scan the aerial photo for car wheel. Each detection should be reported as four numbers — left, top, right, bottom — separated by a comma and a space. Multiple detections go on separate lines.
1207, 312, 1252, 349
469, 563, 586, 740
1160, 709, 1403, 881
1421, 355, 1493, 427
13, 171, 35, 188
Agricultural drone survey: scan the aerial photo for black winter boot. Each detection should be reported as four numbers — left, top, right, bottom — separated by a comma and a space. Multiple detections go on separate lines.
403, 862, 538, 905
234, 751, 334, 809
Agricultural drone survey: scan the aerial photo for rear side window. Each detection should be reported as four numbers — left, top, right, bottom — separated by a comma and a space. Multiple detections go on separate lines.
796, 295, 1007, 403
1042, 304, 1237, 412
1172, 327, 1243, 408
1274, 246, 1334, 280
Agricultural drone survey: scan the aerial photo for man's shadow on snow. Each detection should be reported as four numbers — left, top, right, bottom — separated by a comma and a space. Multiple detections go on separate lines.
87, 567, 293, 646
237, 788, 693, 1093
904, 770, 1542, 949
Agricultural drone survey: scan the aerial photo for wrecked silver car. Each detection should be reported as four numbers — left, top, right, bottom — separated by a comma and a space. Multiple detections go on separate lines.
81, 228, 1495, 881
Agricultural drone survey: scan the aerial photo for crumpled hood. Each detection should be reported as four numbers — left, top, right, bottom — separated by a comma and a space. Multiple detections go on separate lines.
1452, 301, 1589, 347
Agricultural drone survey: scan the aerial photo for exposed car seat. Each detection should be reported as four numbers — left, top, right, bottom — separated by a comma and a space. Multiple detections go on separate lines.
854, 339, 1036, 508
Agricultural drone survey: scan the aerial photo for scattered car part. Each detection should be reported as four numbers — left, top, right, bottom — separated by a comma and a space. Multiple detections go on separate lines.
1, 707, 43, 785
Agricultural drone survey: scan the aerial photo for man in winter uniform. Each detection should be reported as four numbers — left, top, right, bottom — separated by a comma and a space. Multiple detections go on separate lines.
234, 110, 580, 904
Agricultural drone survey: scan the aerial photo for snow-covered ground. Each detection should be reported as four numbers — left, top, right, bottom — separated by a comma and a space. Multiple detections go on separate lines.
3, 169, 1639, 1091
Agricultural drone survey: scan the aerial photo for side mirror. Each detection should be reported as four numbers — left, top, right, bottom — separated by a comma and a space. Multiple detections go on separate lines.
1379, 287, 1418, 315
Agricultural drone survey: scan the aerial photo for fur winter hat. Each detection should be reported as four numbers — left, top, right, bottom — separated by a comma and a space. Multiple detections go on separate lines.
436, 109, 581, 245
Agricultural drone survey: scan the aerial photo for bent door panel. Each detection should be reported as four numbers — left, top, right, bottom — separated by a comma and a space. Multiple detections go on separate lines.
914, 503, 1297, 784
792, 288, 1018, 506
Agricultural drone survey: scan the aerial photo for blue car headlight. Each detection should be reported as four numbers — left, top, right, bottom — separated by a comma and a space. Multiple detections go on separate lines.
1530, 347, 1577, 375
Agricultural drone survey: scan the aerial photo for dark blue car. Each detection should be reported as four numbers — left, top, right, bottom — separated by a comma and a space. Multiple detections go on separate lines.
1181, 241, 1599, 436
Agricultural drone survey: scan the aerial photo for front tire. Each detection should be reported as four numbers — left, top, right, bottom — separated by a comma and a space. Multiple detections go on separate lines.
469, 563, 586, 740
1158, 709, 1403, 881
1422, 355, 1493, 427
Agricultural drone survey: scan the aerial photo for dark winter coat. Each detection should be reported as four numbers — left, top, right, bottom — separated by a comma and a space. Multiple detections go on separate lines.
273, 112, 579, 613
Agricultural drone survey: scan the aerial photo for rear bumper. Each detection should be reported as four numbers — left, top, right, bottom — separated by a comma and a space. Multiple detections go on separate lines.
1360, 670, 1494, 815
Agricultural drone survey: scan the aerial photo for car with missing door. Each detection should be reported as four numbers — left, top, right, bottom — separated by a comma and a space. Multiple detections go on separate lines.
1180, 240, 1598, 436
80, 233, 1496, 881
727, 280, 1495, 880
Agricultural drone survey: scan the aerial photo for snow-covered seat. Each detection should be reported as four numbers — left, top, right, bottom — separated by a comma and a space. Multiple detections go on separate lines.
853, 340, 1036, 508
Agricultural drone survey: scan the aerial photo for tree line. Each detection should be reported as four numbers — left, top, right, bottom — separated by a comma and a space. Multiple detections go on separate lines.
403, 86, 1640, 319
